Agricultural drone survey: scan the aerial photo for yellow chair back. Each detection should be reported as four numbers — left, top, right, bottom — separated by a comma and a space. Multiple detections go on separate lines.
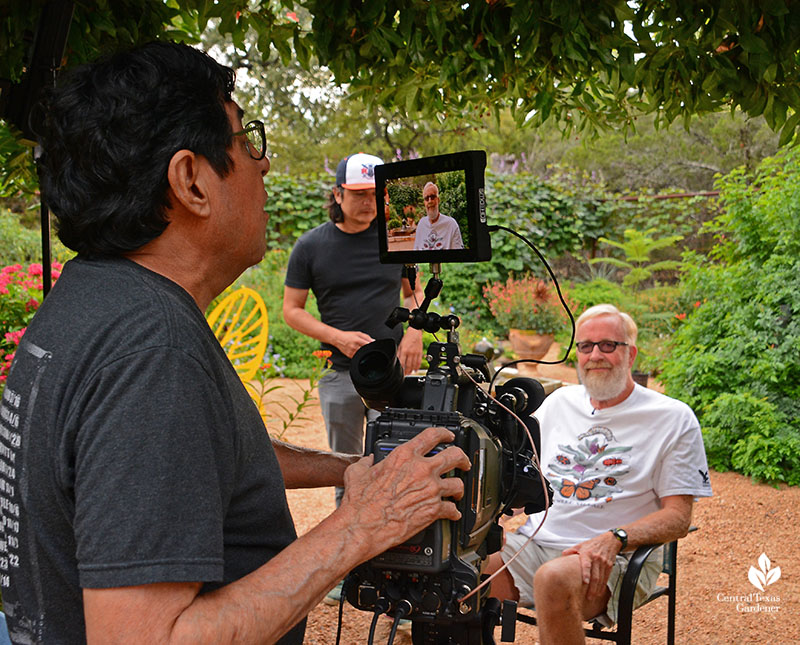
206, 287, 269, 382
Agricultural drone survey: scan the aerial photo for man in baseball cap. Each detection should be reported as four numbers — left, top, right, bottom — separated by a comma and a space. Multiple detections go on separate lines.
283, 151, 424, 507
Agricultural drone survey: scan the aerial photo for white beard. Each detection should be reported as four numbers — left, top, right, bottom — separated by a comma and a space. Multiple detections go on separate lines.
578, 357, 629, 402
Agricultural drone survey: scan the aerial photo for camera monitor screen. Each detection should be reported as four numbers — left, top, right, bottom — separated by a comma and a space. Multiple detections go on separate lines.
375, 150, 490, 264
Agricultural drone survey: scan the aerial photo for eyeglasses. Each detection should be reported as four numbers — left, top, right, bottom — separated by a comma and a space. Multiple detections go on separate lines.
423, 194, 438, 201
575, 340, 629, 354
232, 120, 267, 160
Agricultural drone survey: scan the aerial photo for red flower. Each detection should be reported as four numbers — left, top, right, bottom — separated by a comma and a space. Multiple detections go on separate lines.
676, 312, 687, 320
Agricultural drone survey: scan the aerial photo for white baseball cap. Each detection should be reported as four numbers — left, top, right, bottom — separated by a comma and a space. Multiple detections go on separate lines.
336, 153, 384, 190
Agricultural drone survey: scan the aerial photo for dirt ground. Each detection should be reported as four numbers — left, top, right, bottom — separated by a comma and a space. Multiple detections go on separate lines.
272, 346, 799, 644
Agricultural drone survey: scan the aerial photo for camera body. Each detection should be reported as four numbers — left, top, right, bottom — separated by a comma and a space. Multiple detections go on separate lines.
345, 334, 552, 631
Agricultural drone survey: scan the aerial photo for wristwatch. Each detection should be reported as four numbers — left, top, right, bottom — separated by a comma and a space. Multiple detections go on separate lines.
609, 528, 628, 550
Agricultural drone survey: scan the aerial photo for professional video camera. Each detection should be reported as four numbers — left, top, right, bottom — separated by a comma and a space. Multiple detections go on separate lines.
342, 152, 555, 645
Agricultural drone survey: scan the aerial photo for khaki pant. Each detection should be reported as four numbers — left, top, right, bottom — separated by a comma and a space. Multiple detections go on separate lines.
502, 531, 663, 627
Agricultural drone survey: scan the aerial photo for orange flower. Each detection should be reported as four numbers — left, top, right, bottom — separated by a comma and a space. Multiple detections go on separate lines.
312, 349, 333, 359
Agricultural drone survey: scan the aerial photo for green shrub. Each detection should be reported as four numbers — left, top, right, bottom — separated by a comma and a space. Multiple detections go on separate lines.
262, 173, 331, 250
660, 148, 800, 486
564, 278, 627, 314
0, 207, 74, 265
387, 181, 422, 220
437, 170, 468, 239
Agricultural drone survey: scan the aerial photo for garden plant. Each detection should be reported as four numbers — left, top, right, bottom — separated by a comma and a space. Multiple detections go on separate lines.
660, 147, 800, 486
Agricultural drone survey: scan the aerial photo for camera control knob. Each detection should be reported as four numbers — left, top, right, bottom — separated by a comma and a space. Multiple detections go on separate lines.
422, 591, 441, 612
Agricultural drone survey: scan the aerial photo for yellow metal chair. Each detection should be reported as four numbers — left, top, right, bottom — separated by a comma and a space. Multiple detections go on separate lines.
206, 287, 269, 382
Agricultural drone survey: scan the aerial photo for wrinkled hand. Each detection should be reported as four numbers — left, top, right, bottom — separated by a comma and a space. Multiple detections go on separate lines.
397, 328, 423, 375
334, 330, 374, 358
339, 426, 470, 559
561, 532, 622, 600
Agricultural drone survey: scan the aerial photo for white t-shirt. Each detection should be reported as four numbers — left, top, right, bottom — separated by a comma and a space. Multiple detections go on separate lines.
518, 384, 712, 550
413, 213, 464, 250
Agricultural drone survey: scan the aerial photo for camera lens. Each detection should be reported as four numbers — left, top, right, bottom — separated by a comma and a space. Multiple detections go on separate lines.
359, 352, 392, 382
350, 338, 405, 407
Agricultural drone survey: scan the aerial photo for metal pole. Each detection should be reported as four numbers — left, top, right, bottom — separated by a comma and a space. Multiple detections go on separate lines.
35, 144, 52, 296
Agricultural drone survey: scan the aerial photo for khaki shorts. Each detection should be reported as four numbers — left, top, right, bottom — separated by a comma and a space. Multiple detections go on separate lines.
501, 532, 663, 627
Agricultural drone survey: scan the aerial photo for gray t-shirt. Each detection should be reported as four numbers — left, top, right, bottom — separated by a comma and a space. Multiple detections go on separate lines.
285, 219, 404, 371
0, 257, 304, 644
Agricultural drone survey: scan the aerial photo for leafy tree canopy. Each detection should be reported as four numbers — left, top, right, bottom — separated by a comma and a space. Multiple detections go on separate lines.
3, 0, 800, 141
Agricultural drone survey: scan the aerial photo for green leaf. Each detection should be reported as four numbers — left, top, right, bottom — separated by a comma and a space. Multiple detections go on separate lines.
778, 111, 800, 147
737, 31, 770, 55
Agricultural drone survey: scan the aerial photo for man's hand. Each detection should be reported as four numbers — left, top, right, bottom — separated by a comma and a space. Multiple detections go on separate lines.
397, 327, 423, 374
334, 330, 375, 358
338, 426, 470, 558
561, 532, 622, 600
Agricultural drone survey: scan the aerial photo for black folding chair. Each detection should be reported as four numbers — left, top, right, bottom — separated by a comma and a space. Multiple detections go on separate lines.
516, 528, 697, 645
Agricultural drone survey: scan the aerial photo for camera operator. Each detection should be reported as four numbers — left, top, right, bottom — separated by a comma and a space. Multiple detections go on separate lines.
486, 304, 712, 645
0, 42, 470, 645
283, 152, 425, 510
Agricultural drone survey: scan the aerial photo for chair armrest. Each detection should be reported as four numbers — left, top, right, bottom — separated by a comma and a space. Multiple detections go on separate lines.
616, 542, 669, 633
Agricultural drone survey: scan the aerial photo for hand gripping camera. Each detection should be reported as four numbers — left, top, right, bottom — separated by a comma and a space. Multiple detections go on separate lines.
344, 270, 552, 644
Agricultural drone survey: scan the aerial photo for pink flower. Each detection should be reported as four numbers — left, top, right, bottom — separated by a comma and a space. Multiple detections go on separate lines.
4, 329, 26, 345
27, 264, 43, 277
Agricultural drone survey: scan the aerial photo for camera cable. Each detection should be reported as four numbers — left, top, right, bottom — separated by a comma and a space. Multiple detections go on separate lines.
486, 224, 576, 390
366, 597, 390, 645
457, 367, 552, 606
386, 599, 412, 645
333, 578, 350, 645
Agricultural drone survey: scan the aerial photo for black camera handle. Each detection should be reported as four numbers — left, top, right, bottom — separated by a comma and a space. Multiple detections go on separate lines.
387, 264, 461, 337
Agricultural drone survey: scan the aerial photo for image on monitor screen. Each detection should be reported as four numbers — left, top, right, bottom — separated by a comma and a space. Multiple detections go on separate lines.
384, 170, 469, 255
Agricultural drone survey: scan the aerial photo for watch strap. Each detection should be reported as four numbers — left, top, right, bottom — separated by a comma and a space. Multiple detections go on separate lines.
609, 528, 628, 549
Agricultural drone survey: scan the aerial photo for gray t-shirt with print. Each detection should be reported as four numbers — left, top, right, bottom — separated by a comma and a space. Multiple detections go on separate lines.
0, 257, 304, 644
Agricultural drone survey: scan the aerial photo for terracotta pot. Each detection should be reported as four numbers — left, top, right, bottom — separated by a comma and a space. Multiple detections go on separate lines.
508, 329, 555, 373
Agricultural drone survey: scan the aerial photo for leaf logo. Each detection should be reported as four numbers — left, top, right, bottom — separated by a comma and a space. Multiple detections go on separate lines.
748, 553, 781, 592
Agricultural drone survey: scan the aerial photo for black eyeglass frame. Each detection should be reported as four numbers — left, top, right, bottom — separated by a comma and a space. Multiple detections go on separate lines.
575, 340, 629, 354
232, 119, 267, 160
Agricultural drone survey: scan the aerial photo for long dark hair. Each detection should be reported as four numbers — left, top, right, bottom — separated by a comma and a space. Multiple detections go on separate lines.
327, 187, 344, 223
